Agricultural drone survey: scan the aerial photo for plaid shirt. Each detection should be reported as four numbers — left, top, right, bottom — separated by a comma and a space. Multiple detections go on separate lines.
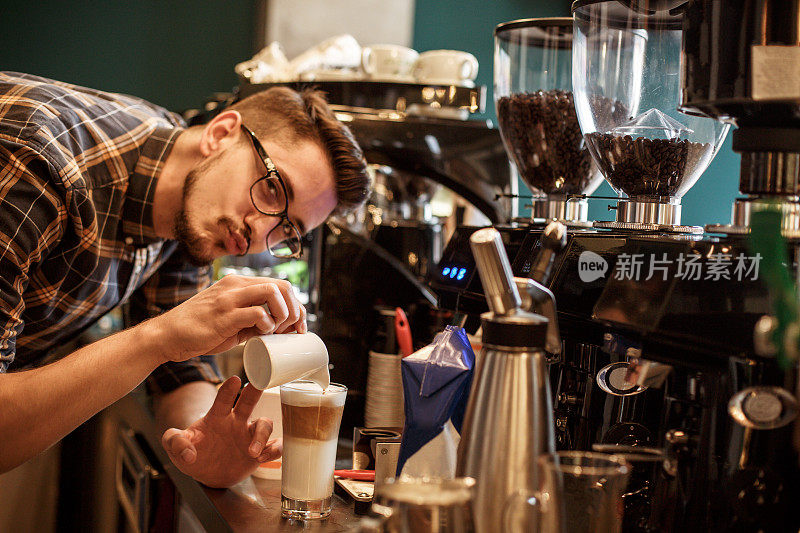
0, 72, 222, 393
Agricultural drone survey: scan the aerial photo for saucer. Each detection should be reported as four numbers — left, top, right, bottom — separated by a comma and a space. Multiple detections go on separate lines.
299, 69, 362, 81
406, 104, 470, 120
365, 73, 416, 83
415, 77, 475, 88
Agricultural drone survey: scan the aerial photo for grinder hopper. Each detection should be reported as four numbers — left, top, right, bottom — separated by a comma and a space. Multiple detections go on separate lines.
572, 0, 730, 232
494, 17, 604, 225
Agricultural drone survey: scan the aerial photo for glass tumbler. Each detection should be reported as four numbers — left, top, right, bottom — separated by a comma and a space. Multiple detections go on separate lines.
280, 381, 347, 520
504, 451, 631, 533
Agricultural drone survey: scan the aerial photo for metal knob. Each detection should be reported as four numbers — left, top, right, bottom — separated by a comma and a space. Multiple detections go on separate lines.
728, 386, 798, 430
530, 221, 567, 285
470, 227, 521, 316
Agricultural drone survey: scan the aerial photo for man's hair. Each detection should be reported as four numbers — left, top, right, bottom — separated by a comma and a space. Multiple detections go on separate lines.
228, 87, 370, 215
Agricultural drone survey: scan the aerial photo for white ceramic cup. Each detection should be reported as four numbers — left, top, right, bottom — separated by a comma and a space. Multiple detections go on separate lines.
413, 49, 479, 85
287, 34, 362, 76
362, 44, 419, 79
252, 41, 289, 68
244, 332, 330, 390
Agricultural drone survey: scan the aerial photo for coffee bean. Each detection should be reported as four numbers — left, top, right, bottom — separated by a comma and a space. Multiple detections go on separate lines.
497, 90, 595, 195
584, 132, 711, 197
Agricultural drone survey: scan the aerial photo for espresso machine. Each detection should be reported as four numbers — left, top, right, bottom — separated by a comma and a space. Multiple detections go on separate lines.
430, 3, 800, 531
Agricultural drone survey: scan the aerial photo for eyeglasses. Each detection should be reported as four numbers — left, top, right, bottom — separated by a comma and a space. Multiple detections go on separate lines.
241, 124, 303, 259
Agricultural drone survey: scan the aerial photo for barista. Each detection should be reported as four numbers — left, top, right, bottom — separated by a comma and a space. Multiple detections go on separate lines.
0, 72, 370, 488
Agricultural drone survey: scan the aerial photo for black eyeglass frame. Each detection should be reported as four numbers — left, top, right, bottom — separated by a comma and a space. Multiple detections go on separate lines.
240, 124, 303, 259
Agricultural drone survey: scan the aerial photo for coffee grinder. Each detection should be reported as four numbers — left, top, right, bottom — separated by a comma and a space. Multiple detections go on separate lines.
495, 17, 605, 226
572, 1, 730, 233
681, 0, 800, 236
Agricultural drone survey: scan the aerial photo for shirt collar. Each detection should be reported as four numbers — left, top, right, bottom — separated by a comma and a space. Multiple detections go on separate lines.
122, 126, 182, 246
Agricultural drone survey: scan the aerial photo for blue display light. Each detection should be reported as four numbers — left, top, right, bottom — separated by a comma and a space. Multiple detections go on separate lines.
456, 268, 466, 281
449, 268, 457, 278
442, 267, 451, 277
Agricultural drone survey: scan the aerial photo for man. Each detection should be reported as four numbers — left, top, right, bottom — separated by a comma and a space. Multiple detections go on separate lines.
0, 72, 370, 488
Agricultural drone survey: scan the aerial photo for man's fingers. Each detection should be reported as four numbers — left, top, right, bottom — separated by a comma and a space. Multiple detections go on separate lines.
235, 326, 268, 345
234, 383, 263, 420
263, 285, 290, 331
207, 376, 241, 417
277, 302, 307, 334
254, 309, 275, 334
297, 304, 308, 333
256, 438, 283, 462
222, 284, 278, 334
296, 305, 307, 333
275, 284, 302, 332
224, 306, 272, 334
231, 282, 292, 332
258, 438, 283, 461
162, 428, 197, 465
247, 417, 275, 457
228, 281, 289, 308
224, 281, 305, 335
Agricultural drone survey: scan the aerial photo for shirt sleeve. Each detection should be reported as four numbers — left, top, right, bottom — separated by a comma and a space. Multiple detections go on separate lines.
0, 147, 65, 372
126, 243, 223, 394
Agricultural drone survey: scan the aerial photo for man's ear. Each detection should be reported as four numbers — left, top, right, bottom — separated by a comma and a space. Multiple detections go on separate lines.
198, 110, 243, 157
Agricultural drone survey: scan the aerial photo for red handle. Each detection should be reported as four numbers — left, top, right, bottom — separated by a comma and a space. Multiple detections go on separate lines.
395, 307, 413, 357
334, 469, 376, 481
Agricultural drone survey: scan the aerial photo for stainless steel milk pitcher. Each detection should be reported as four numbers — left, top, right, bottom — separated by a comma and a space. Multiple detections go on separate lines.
456, 226, 560, 533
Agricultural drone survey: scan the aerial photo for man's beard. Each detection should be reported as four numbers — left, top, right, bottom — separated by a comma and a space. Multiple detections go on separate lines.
174, 165, 216, 266
174, 211, 214, 267
173, 160, 250, 267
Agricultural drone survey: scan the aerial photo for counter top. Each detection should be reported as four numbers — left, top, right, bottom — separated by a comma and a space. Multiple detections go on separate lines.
202, 477, 360, 532
109, 390, 363, 532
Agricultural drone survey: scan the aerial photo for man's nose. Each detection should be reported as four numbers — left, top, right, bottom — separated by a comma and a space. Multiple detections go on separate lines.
245, 211, 277, 253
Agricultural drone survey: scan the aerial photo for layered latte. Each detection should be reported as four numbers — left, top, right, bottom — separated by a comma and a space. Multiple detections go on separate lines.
280, 381, 347, 513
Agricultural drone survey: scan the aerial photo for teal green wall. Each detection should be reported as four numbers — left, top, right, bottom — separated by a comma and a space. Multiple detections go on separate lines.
0, 2, 257, 113
0, 1, 742, 227
413, 1, 741, 227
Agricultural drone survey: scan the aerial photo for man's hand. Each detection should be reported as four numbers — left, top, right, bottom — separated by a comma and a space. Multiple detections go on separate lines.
152, 274, 306, 363
160, 376, 282, 489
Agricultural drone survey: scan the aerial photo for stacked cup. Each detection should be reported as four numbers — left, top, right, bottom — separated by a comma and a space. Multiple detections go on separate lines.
365, 307, 405, 428
365, 350, 405, 428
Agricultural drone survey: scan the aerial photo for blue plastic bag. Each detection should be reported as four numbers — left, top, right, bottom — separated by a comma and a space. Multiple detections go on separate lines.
396, 326, 475, 476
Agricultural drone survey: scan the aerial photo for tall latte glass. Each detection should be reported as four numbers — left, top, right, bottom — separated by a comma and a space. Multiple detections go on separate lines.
280, 380, 347, 519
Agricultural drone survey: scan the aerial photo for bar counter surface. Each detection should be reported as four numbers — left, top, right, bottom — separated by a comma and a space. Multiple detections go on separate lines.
109, 389, 363, 532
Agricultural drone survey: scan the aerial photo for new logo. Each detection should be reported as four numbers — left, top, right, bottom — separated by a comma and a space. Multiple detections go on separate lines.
578, 251, 608, 282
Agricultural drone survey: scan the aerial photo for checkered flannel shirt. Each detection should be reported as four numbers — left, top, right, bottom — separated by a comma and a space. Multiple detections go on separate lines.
0, 72, 222, 393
